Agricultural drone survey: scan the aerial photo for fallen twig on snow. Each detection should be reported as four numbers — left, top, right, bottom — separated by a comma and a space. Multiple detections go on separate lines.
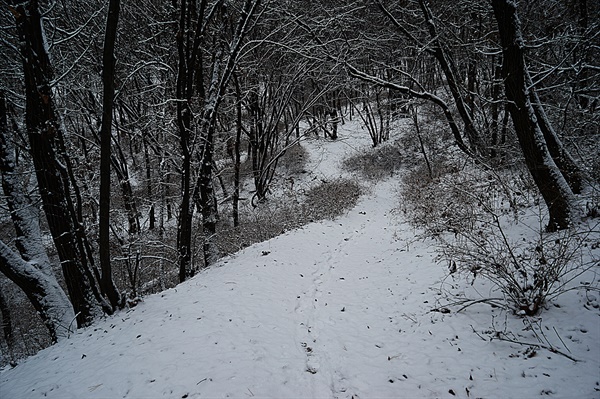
495, 333, 581, 363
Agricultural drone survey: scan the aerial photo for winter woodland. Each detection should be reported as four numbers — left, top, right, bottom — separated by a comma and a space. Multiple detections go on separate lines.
0, 1, 599, 398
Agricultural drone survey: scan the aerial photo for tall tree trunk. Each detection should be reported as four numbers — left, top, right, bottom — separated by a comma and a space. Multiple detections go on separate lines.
199, 118, 219, 267
492, 0, 578, 231
467, 60, 477, 120
108, 142, 141, 236
174, 0, 261, 274
176, 0, 193, 282
575, 0, 590, 108
99, 0, 122, 310
233, 74, 243, 227
199, 0, 261, 266
490, 61, 502, 158
13, 1, 100, 326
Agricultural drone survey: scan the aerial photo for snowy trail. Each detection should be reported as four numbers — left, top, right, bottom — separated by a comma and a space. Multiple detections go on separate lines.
285, 180, 455, 398
291, 180, 414, 397
1, 121, 599, 398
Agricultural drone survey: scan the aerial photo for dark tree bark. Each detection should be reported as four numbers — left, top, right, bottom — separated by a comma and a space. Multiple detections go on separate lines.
12, 1, 100, 326
575, 0, 591, 108
175, 0, 201, 282
492, 0, 578, 231
490, 61, 502, 158
412, 108, 433, 179
99, 0, 123, 310
109, 136, 141, 236
198, 114, 219, 267
329, 108, 339, 140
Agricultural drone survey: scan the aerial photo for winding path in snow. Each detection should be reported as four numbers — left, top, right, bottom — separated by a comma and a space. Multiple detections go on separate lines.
1, 121, 598, 399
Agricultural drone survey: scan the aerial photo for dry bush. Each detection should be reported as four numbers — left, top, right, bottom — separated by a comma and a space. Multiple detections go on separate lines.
396, 109, 600, 315
217, 200, 302, 255
441, 214, 599, 315
401, 160, 600, 315
111, 230, 180, 298
402, 161, 535, 236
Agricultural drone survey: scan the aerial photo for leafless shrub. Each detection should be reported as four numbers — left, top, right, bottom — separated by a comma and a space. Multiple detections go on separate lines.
400, 156, 599, 315
111, 231, 180, 298
440, 213, 599, 316
217, 200, 301, 255
401, 161, 534, 237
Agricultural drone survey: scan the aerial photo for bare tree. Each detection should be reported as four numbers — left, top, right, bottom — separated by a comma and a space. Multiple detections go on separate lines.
99, 0, 123, 310
492, 0, 578, 231
10, 0, 108, 326
175, 0, 263, 280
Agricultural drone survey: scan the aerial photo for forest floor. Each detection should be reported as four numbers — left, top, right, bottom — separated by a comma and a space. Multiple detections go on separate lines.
1, 119, 599, 398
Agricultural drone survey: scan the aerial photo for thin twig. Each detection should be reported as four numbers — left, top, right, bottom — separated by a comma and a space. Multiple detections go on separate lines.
553, 326, 571, 354
496, 334, 580, 362
455, 297, 506, 313
470, 325, 489, 341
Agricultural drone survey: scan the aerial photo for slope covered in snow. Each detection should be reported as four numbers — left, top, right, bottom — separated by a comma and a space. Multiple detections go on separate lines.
1, 121, 599, 399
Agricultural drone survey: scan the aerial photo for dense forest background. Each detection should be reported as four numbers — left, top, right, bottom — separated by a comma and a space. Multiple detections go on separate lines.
0, 0, 598, 363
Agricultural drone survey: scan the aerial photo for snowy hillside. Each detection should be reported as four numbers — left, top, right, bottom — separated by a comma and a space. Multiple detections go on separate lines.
1, 122, 599, 399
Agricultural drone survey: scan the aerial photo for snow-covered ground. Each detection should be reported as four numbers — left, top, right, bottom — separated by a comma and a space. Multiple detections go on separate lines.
1, 120, 599, 398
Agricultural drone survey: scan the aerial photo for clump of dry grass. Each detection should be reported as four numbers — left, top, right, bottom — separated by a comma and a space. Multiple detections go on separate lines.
278, 142, 309, 175
302, 178, 363, 221
342, 143, 403, 180
217, 178, 363, 255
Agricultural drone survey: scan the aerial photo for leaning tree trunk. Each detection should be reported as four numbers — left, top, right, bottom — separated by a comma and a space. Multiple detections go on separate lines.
12, 1, 100, 326
1, 91, 76, 342
492, 0, 578, 231
418, 0, 483, 153
527, 81, 586, 194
